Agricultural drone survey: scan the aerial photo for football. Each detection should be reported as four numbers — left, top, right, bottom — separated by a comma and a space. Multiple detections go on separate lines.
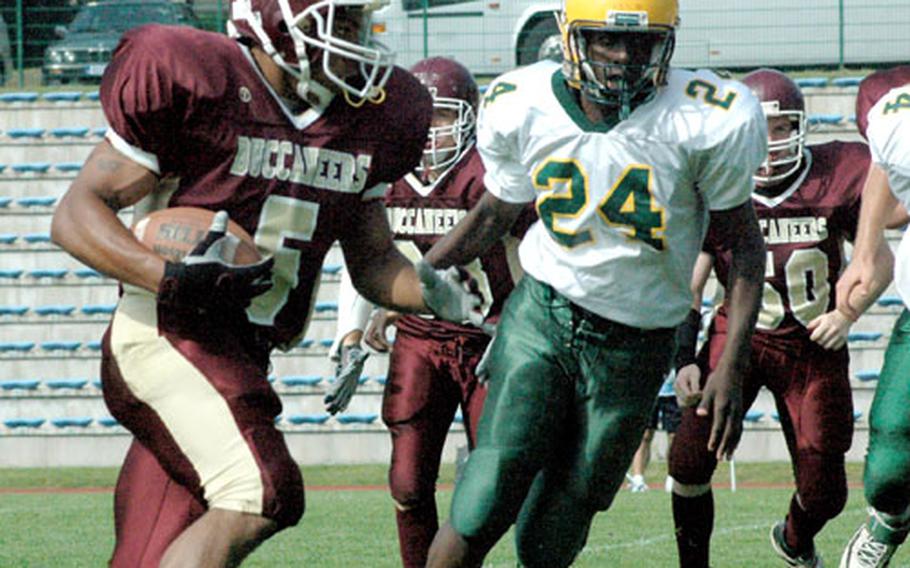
131, 207, 261, 264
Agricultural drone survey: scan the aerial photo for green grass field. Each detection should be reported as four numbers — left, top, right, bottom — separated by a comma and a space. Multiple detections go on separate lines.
2, 461, 909, 567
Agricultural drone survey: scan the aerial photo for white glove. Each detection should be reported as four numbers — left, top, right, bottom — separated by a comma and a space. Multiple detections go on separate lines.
416, 260, 484, 326
324, 344, 369, 415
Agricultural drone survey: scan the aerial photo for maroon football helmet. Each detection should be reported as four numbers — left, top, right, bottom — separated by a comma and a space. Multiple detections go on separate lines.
409, 57, 479, 174
742, 68, 807, 185
856, 66, 910, 140
229, 0, 393, 107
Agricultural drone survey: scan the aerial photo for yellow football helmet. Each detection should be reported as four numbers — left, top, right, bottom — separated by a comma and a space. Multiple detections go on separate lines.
559, 0, 678, 118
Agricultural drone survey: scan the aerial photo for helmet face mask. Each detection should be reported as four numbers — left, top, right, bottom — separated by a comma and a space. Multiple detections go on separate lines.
560, 0, 678, 119
230, 0, 394, 107
409, 57, 479, 177
742, 69, 808, 187
756, 105, 806, 186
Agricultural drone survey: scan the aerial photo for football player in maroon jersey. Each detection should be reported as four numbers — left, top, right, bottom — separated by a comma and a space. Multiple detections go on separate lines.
48, 1, 483, 566
329, 56, 534, 568
668, 69, 898, 568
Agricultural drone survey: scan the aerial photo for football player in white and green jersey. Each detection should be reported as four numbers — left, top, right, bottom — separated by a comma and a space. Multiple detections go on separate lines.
839, 66, 910, 568
423, 0, 767, 566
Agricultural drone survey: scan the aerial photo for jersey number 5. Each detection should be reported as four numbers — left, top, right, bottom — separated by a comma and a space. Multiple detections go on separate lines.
534, 159, 665, 251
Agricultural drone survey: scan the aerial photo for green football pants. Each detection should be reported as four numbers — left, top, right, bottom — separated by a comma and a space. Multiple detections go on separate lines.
450, 275, 675, 567
866, 309, 910, 515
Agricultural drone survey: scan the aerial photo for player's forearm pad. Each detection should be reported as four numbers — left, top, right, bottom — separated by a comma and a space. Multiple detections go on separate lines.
674, 308, 701, 371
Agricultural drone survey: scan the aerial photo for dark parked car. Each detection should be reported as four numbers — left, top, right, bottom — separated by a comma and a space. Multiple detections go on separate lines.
42, 1, 201, 85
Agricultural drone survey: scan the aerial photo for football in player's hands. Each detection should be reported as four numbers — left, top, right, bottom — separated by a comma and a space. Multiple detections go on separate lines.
132, 206, 261, 264
143, 209, 274, 313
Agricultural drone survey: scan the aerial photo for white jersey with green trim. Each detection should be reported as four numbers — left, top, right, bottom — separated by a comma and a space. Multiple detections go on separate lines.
866, 84, 910, 308
477, 60, 767, 329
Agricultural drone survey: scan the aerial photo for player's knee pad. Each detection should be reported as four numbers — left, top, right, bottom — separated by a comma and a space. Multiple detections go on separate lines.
795, 451, 847, 521
450, 447, 538, 540
241, 457, 305, 529
668, 425, 717, 486
515, 505, 593, 568
866, 427, 910, 514
389, 470, 434, 511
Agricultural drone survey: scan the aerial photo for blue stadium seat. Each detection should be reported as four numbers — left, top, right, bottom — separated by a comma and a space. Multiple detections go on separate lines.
856, 370, 880, 382
374, 375, 387, 385
848, 332, 883, 343
0, 164, 6, 173
358, 375, 370, 385
0, 305, 29, 316
55, 162, 83, 173
29, 268, 68, 279
74, 268, 102, 278
319, 338, 333, 348
92, 379, 103, 390
808, 114, 844, 126
453, 413, 464, 424
85, 91, 101, 102
0, 379, 40, 391
280, 375, 323, 387
50, 127, 90, 138
6, 127, 45, 139
315, 301, 338, 312
12, 163, 52, 174
97, 416, 119, 427
285, 413, 331, 425
853, 411, 863, 422
336, 413, 379, 424
795, 77, 828, 88
51, 417, 93, 428
0, 196, 11, 208
0, 92, 39, 103
42, 91, 83, 103
85, 340, 102, 351
4, 418, 45, 429
81, 304, 116, 315
832, 77, 864, 88
34, 305, 76, 316
46, 378, 89, 390
0, 234, 18, 244
771, 411, 781, 422
23, 233, 52, 243
41, 341, 81, 351
298, 338, 314, 348
744, 410, 764, 423
321, 264, 342, 275
17, 196, 57, 207
701, 298, 713, 308
91, 127, 107, 137
877, 296, 903, 307
0, 269, 22, 279
0, 341, 35, 352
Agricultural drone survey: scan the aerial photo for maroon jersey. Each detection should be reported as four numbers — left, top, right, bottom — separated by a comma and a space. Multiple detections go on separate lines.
856, 66, 910, 139
384, 147, 535, 340
100, 25, 432, 349
708, 141, 870, 339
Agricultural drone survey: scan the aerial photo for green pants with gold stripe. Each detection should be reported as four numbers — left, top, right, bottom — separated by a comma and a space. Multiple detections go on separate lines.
450, 275, 675, 567
865, 309, 910, 515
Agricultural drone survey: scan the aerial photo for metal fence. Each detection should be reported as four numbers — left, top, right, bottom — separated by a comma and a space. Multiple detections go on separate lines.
0, 0, 227, 88
1, 0, 909, 89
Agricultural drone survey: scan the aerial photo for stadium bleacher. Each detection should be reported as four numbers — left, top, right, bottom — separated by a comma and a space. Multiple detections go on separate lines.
0, 77, 899, 469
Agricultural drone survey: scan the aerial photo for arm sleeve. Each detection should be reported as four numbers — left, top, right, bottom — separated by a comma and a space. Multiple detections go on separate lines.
476, 85, 536, 204
695, 88, 768, 211
328, 264, 374, 360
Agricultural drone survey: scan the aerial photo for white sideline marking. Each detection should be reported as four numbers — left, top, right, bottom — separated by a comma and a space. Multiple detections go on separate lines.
579, 521, 771, 555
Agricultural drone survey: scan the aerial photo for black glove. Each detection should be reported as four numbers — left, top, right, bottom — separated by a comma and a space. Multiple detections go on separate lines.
157, 211, 274, 313
674, 308, 701, 371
